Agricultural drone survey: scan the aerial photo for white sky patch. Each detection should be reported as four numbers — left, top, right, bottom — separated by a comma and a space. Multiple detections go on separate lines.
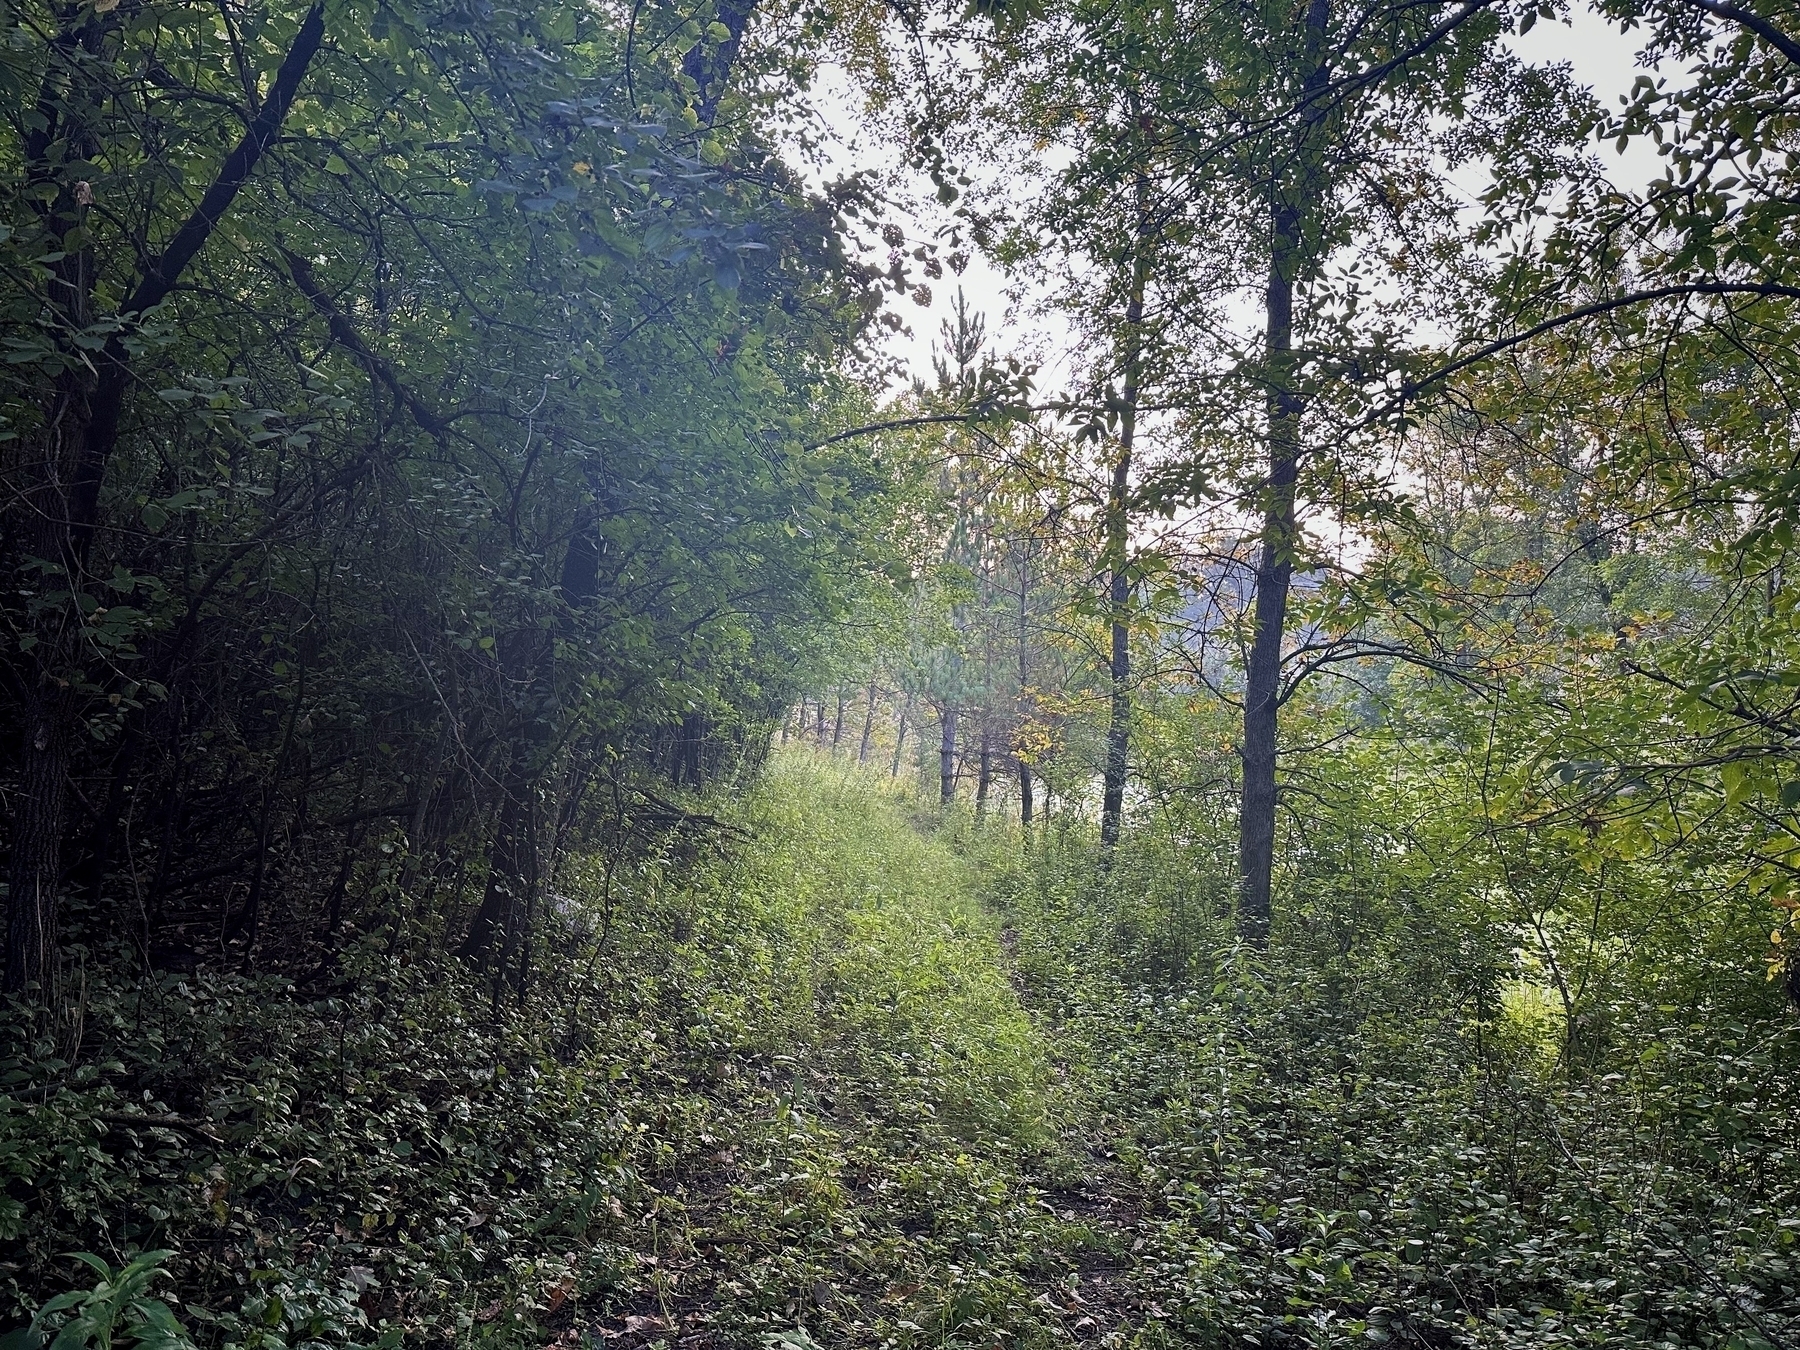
1508, 1, 1669, 194
789, 63, 1072, 390
790, 4, 1666, 393
786, 4, 1674, 576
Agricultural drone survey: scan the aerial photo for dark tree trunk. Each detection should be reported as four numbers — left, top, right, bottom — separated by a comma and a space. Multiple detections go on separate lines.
399, 728, 448, 896
680, 0, 758, 123
70, 730, 138, 902
858, 682, 877, 763
460, 748, 538, 968
1237, 0, 1330, 945
322, 832, 357, 947
938, 706, 959, 804
891, 693, 912, 779
461, 505, 603, 967
6, 358, 91, 998
976, 724, 993, 817
831, 691, 846, 748
681, 713, 705, 789
7, 704, 71, 997
1100, 168, 1149, 851
1017, 538, 1035, 832
1100, 446, 1135, 848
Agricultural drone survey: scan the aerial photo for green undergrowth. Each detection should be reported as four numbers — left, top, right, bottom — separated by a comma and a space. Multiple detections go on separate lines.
18, 755, 1794, 1350
995, 834, 1800, 1350
1, 756, 1103, 1350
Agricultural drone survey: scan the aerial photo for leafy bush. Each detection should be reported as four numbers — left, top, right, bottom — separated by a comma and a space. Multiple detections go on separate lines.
3, 1252, 194, 1350
998, 812, 1800, 1350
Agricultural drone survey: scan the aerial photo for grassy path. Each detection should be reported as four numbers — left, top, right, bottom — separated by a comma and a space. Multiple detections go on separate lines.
577, 755, 1146, 1350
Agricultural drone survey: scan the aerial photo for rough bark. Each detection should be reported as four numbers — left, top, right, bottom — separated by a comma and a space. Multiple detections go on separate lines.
681, 0, 757, 123
676, 713, 705, 788
7, 707, 71, 997
1100, 168, 1150, 851
858, 682, 877, 763
1236, 0, 1331, 945
938, 706, 960, 804
975, 724, 993, 818
891, 692, 912, 779
459, 748, 536, 966
1017, 540, 1035, 830
460, 508, 602, 966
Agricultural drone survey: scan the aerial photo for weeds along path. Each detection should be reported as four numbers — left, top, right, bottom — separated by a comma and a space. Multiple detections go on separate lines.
4, 752, 1152, 1350
604, 755, 1800, 1350
579, 753, 1143, 1350
18, 752, 1796, 1350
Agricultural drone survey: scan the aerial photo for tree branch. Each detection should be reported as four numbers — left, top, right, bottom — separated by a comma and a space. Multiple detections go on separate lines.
70, 1, 329, 560
1407, 281, 1800, 399
277, 245, 452, 441
1683, 0, 1800, 67
803, 408, 1040, 451
123, 2, 326, 317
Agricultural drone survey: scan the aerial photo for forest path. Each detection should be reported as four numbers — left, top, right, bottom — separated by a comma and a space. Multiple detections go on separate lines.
570, 754, 1156, 1350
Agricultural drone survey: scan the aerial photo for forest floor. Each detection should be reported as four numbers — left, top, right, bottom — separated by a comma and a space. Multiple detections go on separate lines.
536, 754, 1800, 1350
12, 753, 1796, 1350
566, 755, 1161, 1350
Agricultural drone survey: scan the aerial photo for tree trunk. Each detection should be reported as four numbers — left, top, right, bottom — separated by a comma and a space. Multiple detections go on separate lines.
681, 0, 758, 123
939, 706, 960, 804
1100, 167, 1150, 851
1236, 0, 1330, 945
1016, 537, 1035, 831
7, 703, 71, 997
858, 682, 878, 763
976, 724, 993, 817
459, 748, 537, 965
832, 691, 847, 748
680, 712, 705, 788
891, 692, 913, 778
461, 504, 602, 967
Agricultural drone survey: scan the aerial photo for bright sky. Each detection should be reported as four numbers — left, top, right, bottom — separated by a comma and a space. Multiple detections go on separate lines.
797, 2, 1669, 391
792, 63, 1038, 390
1511, 3, 1666, 182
